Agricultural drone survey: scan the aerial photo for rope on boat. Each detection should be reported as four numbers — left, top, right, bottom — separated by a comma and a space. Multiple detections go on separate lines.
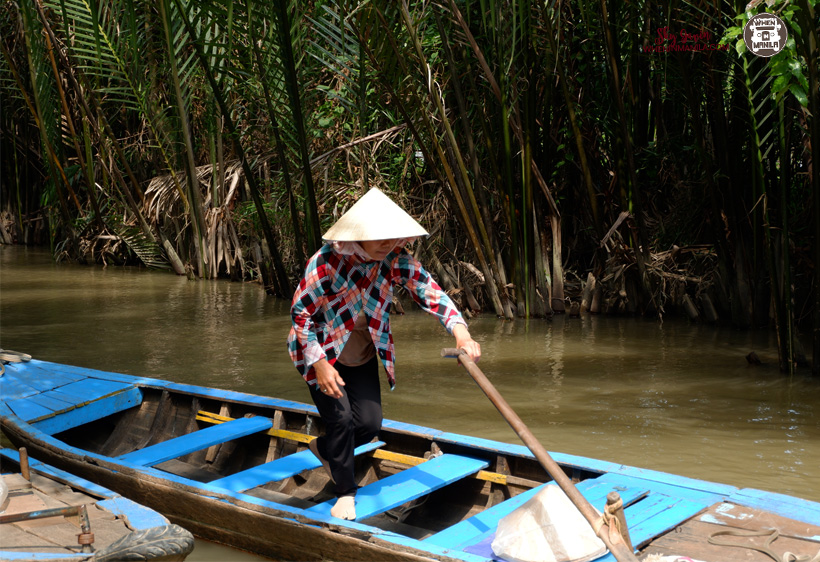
0, 349, 32, 363
592, 494, 627, 547
0, 349, 32, 376
708, 528, 820, 562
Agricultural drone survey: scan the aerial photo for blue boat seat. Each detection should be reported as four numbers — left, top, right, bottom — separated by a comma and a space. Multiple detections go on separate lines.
425, 472, 651, 551
206, 440, 385, 493
117, 416, 273, 467
5, 373, 142, 436
306, 453, 489, 521
592, 494, 709, 562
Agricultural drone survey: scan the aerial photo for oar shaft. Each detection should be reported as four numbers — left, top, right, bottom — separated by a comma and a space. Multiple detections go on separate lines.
442, 348, 639, 562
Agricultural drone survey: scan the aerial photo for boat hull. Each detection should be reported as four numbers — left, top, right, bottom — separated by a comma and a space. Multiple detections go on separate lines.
2, 358, 819, 562
1, 409, 477, 562
0, 446, 194, 562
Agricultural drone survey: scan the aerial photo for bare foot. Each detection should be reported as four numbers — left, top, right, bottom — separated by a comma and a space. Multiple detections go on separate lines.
330, 496, 356, 520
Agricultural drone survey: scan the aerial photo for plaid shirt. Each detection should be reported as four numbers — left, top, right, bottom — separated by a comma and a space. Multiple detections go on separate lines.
287, 244, 466, 389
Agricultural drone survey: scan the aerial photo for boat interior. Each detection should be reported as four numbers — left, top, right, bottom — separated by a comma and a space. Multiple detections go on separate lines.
4, 360, 820, 561
54, 384, 573, 542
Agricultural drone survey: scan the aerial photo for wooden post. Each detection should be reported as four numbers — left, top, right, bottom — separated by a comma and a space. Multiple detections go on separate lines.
581, 273, 595, 313
205, 404, 231, 463
700, 293, 719, 323
606, 492, 633, 551
591, 283, 603, 314
442, 349, 639, 562
265, 410, 287, 463
19, 447, 30, 481
682, 294, 700, 321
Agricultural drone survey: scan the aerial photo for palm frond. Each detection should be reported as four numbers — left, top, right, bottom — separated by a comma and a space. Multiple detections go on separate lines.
20, 0, 66, 211
46, 0, 188, 204
49, 0, 141, 113
114, 224, 171, 269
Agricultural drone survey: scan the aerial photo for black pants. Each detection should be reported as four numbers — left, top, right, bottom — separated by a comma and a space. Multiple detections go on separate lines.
308, 356, 382, 497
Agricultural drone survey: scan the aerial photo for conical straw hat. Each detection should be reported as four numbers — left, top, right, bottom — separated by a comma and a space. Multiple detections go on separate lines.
322, 188, 429, 242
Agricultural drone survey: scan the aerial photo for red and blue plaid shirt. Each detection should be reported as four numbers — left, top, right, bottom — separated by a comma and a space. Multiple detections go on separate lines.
287, 244, 466, 389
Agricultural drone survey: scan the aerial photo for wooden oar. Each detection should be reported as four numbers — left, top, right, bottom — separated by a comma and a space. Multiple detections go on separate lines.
442, 348, 639, 562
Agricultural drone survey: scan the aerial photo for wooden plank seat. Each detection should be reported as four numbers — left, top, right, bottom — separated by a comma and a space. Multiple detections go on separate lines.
4, 378, 143, 437
6, 362, 87, 392
206, 440, 386, 493
117, 416, 274, 467
34, 387, 143, 435
4, 396, 55, 422
5, 377, 136, 423
306, 453, 489, 521
197, 411, 520, 488
425, 472, 650, 551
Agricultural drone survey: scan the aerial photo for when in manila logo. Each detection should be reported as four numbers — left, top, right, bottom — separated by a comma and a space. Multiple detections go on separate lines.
743, 13, 788, 57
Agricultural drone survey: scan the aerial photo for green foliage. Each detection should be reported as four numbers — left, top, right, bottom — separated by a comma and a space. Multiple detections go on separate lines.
1, 0, 817, 334
722, 0, 812, 107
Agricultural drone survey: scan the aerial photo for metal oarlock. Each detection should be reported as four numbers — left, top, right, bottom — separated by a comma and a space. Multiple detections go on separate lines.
77, 504, 95, 553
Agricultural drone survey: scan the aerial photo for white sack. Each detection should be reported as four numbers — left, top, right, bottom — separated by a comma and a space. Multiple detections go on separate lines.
491, 484, 608, 562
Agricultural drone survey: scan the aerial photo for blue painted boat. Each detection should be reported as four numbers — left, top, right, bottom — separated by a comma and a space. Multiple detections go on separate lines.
1, 355, 818, 562
0, 446, 194, 561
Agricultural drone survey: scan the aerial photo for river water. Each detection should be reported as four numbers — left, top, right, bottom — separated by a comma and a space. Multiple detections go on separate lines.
1, 246, 818, 560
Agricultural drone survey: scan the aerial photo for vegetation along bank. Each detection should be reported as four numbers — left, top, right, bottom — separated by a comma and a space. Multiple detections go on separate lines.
1, 0, 818, 375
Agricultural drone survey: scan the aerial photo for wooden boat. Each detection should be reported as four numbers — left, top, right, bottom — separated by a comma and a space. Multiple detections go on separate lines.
0, 446, 194, 561
1, 355, 819, 562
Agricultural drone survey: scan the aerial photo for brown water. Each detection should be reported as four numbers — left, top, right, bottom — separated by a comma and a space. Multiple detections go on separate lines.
2, 246, 819, 560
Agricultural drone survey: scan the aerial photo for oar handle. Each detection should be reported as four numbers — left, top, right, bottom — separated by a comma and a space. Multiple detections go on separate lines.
441, 347, 639, 562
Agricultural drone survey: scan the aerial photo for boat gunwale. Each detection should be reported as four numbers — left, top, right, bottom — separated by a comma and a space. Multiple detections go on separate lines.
0, 447, 195, 562
4, 359, 820, 561
6, 361, 746, 497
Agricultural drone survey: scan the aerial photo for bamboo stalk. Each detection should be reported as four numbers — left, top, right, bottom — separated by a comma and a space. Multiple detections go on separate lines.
159, 0, 207, 278
362, 3, 505, 317
248, 3, 305, 268
41, 27, 103, 229
445, 0, 562, 221
435, 19, 513, 318
598, 0, 650, 259
796, 0, 820, 376
33, 2, 163, 253
434, 14, 499, 260
0, 39, 77, 230
273, 1, 321, 255
443, 0, 564, 318
396, 1, 506, 318
171, 0, 292, 296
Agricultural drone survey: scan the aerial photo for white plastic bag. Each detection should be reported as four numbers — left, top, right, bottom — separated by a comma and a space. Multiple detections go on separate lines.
491, 484, 608, 562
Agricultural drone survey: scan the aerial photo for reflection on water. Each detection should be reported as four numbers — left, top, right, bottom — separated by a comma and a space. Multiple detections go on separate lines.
2, 246, 818, 560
